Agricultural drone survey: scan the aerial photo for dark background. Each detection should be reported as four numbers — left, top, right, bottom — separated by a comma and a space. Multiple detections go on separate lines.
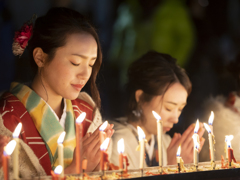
1, 0, 240, 137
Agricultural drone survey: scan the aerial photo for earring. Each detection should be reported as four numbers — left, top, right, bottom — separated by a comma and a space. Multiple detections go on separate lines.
132, 108, 142, 118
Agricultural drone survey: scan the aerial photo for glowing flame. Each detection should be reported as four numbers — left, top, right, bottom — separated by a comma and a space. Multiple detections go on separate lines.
99, 121, 108, 131
203, 123, 211, 133
137, 126, 145, 141
13, 123, 22, 138
57, 131, 66, 144
226, 135, 234, 148
208, 111, 214, 125
117, 138, 124, 154
76, 112, 86, 124
176, 146, 181, 156
4, 140, 16, 156
192, 134, 199, 150
152, 111, 161, 121
225, 135, 234, 142
100, 137, 110, 151
54, 165, 63, 175
227, 140, 232, 148
194, 119, 199, 133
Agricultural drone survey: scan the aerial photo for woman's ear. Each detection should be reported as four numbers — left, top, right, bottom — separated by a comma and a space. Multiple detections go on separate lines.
33, 47, 47, 68
135, 89, 143, 103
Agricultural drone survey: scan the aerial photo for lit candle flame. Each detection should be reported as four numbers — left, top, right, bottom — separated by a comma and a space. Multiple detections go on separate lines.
137, 126, 145, 141
152, 111, 161, 122
57, 131, 66, 144
12, 123, 22, 138
225, 135, 234, 142
192, 134, 200, 150
176, 146, 181, 156
54, 165, 63, 175
208, 111, 214, 125
76, 112, 86, 124
4, 140, 16, 156
226, 135, 234, 148
203, 123, 211, 133
99, 121, 108, 131
117, 138, 124, 154
194, 119, 199, 133
100, 137, 110, 151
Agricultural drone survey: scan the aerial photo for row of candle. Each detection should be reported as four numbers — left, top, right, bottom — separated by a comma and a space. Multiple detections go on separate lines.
2, 110, 236, 179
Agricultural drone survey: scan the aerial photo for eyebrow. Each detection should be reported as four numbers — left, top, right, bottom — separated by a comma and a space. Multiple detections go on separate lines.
72, 54, 97, 60
165, 101, 187, 106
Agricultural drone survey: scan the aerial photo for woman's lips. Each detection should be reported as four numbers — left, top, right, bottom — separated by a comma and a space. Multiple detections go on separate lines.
72, 84, 83, 91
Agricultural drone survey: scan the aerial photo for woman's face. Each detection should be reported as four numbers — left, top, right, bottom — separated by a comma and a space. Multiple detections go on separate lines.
141, 82, 188, 135
41, 33, 97, 100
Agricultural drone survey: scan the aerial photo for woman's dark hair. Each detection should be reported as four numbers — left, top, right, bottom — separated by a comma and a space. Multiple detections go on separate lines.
126, 50, 192, 123
28, 7, 102, 108
227, 53, 240, 92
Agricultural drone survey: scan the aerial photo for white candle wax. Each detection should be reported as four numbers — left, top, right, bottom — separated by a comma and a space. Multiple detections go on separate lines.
139, 139, 144, 169
194, 147, 199, 166
57, 132, 65, 178
12, 123, 22, 179
58, 143, 64, 178
13, 137, 19, 179
208, 133, 215, 162
157, 120, 162, 167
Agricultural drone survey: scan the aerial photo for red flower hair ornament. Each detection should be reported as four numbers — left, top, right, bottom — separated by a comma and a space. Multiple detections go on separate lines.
12, 14, 37, 57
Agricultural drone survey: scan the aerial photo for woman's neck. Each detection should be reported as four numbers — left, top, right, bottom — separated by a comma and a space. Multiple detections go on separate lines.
129, 121, 152, 143
31, 75, 63, 119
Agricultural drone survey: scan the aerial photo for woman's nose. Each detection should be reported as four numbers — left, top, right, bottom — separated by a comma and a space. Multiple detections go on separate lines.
77, 64, 91, 80
170, 110, 179, 124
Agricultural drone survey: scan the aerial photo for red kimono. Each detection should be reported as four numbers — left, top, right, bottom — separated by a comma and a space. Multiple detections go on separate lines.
0, 92, 94, 175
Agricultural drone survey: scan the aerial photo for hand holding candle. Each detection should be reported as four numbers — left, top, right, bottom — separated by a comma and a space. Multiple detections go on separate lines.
57, 131, 66, 178
3, 140, 16, 180
12, 122, 22, 180
75, 112, 86, 174
152, 111, 162, 173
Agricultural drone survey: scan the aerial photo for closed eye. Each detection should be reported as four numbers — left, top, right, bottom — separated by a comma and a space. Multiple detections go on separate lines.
71, 62, 80, 66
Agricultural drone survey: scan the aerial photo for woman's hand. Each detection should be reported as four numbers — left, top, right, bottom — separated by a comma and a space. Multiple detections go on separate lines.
65, 122, 114, 173
167, 123, 205, 165
0, 135, 10, 168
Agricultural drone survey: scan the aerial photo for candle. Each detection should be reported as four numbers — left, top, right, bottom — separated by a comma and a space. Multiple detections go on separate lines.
176, 146, 181, 172
75, 112, 86, 174
225, 135, 233, 160
100, 137, 110, 171
12, 122, 22, 179
51, 165, 63, 180
57, 131, 66, 178
2, 140, 16, 180
99, 121, 108, 145
192, 135, 199, 170
208, 111, 214, 134
152, 111, 162, 173
117, 138, 124, 170
192, 119, 200, 143
137, 126, 145, 170
226, 135, 234, 168
204, 123, 215, 169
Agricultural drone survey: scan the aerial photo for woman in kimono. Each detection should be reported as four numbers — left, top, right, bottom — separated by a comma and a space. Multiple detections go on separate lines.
0, 7, 113, 178
109, 51, 205, 169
